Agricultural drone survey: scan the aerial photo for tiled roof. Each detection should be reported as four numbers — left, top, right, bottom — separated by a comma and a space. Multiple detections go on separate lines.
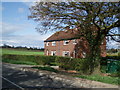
44, 29, 79, 42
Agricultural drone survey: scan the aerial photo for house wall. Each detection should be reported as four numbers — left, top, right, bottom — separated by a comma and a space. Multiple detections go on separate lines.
44, 39, 106, 58
44, 39, 78, 57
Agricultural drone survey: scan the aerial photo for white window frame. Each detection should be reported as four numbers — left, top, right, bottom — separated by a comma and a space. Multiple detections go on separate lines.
52, 41, 56, 46
51, 51, 56, 56
46, 42, 49, 46
73, 50, 76, 58
73, 39, 77, 44
82, 52, 86, 58
46, 50, 49, 55
63, 40, 69, 45
63, 51, 70, 57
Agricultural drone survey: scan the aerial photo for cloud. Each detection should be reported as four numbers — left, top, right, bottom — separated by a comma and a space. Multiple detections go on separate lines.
107, 41, 120, 49
22, 2, 35, 7
1, 22, 26, 36
1, 0, 36, 2
1, 35, 45, 48
18, 8, 24, 13
0, 22, 53, 48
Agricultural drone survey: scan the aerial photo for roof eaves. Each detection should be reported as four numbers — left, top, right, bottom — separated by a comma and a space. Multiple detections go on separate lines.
44, 37, 79, 42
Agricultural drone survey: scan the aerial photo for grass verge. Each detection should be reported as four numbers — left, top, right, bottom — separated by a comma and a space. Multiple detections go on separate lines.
32, 66, 58, 73
76, 74, 119, 85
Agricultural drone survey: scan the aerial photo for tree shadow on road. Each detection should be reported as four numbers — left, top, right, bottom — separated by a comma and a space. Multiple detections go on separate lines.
2, 64, 80, 89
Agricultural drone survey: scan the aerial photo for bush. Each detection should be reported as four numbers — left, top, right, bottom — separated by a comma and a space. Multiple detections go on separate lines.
2, 54, 90, 73
32, 66, 58, 73
104, 56, 120, 60
55, 56, 86, 71
3, 59, 37, 65
2, 54, 56, 65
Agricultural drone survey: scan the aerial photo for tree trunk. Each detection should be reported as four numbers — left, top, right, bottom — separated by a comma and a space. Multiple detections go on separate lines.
86, 44, 102, 75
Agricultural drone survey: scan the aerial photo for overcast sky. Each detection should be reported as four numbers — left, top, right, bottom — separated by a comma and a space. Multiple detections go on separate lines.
0, 1, 119, 49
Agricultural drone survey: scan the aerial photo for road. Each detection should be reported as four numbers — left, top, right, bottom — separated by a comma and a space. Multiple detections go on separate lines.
2, 63, 118, 89
1, 63, 74, 89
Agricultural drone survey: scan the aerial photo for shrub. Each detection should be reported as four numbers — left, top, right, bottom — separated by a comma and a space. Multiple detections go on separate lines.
2, 54, 92, 73
32, 66, 58, 73
55, 56, 86, 71
104, 56, 120, 60
34, 55, 56, 65
2, 54, 56, 65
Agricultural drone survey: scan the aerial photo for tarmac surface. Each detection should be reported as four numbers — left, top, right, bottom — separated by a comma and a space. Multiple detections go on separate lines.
1, 63, 76, 89
1, 63, 119, 90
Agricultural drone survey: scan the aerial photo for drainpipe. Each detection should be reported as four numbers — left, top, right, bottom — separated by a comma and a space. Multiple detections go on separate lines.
58, 41, 60, 56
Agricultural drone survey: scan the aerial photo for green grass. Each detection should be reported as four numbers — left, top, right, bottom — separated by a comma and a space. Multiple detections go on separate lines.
3, 59, 38, 65
76, 74, 119, 85
1, 48, 44, 55
107, 53, 119, 56
32, 66, 58, 73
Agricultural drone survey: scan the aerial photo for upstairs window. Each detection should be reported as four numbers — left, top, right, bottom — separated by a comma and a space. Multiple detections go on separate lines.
51, 51, 56, 56
73, 39, 77, 44
64, 40, 69, 45
52, 41, 56, 46
46, 42, 49, 46
63, 51, 70, 57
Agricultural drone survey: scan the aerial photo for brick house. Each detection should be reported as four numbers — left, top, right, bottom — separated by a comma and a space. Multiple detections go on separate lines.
44, 29, 106, 58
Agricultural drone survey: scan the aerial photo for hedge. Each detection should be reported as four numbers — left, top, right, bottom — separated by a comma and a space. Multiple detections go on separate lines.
2, 54, 56, 65
106, 56, 120, 60
55, 56, 86, 71
2, 54, 112, 73
2, 54, 87, 71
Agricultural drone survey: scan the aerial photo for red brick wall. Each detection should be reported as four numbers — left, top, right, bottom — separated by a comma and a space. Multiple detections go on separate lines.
44, 39, 106, 58
44, 39, 77, 57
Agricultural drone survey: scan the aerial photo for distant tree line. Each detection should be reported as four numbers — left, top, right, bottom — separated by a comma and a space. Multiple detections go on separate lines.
107, 48, 119, 53
0, 44, 44, 51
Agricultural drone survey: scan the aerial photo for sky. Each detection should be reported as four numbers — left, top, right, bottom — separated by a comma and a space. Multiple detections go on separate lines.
0, 1, 120, 49
1, 2, 55, 48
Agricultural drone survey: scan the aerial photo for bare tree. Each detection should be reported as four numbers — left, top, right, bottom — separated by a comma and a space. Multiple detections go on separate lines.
29, 2, 120, 74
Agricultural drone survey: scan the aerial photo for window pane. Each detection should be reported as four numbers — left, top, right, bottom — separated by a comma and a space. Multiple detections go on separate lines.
63, 51, 70, 57
52, 41, 56, 46
51, 51, 56, 56
64, 40, 69, 45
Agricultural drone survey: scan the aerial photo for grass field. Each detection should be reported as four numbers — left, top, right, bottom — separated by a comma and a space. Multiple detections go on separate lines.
1, 48, 44, 55
107, 53, 119, 56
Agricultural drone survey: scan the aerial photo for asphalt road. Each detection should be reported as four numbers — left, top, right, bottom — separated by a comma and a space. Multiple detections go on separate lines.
1, 63, 74, 90
1, 63, 119, 89
2, 63, 46, 89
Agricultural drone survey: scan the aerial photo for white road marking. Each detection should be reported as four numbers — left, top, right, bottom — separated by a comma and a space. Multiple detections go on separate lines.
1, 76, 24, 90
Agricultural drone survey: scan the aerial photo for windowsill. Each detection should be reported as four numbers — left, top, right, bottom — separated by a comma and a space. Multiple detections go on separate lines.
52, 45, 56, 46
63, 44, 68, 45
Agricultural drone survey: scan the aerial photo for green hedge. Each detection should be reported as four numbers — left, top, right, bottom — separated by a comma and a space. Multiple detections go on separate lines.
55, 56, 86, 71
2, 54, 87, 72
2, 54, 56, 65
103, 56, 120, 60
3, 54, 110, 73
